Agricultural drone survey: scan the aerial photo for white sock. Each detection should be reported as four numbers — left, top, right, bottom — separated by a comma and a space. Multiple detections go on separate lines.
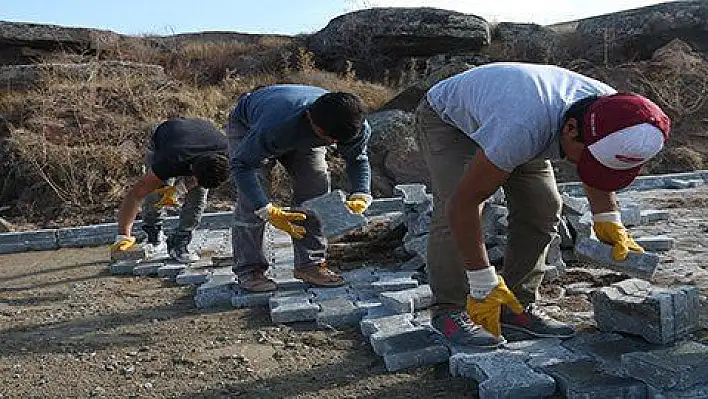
467, 267, 499, 300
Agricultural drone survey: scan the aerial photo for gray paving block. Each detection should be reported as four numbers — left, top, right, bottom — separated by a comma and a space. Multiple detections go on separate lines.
194, 273, 238, 309
640, 210, 670, 224
575, 238, 660, 280
546, 234, 566, 271
316, 298, 361, 328
365, 197, 403, 216
562, 194, 589, 216
621, 341, 708, 391
110, 244, 149, 262
563, 332, 657, 377
370, 325, 433, 356
301, 190, 368, 239
667, 178, 692, 189
482, 203, 508, 237
487, 245, 505, 265
449, 352, 556, 399
558, 218, 574, 249
272, 276, 308, 291
394, 183, 431, 210
269, 294, 319, 324
308, 286, 357, 302
566, 213, 593, 241
403, 234, 428, 259
360, 313, 415, 337
231, 290, 274, 308
647, 384, 708, 399
341, 268, 378, 284
635, 235, 675, 252
56, 223, 116, 247
371, 277, 418, 294
0, 229, 58, 254
379, 285, 433, 314
133, 261, 165, 276
399, 255, 426, 271
359, 302, 399, 320
505, 338, 590, 370
402, 211, 431, 239
175, 268, 210, 285
384, 343, 450, 372
210, 255, 232, 268
370, 326, 449, 371
544, 360, 647, 399
592, 280, 700, 345
621, 204, 643, 227
109, 260, 138, 275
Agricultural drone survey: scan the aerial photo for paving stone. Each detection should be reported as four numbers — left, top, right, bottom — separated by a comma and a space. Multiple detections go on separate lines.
132, 261, 165, 276
308, 286, 357, 302
365, 197, 403, 216
403, 234, 428, 259
359, 302, 399, 319
558, 218, 574, 249
485, 234, 508, 248
621, 341, 708, 391
379, 285, 433, 313
402, 210, 431, 239
544, 360, 647, 399
230, 290, 274, 308
566, 213, 593, 241
271, 276, 308, 291
354, 299, 384, 316
269, 294, 319, 324
667, 178, 692, 189
341, 268, 378, 284
360, 313, 415, 337
449, 352, 556, 399
546, 234, 566, 271
621, 203, 643, 227
384, 342, 449, 372
487, 245, 505, 265
301, 190, 368, 239
109, 244, 150, 262
56, 223, 116, 248
394, 183, 431, 212
563, 332, 657, 377
399, 255, 426, 271
194, 273, 238, 309
316, 298, 361, 329
565, 282, 596, 296
647, 384, 708, 398
489, 187, 506, 205
0, 229, 58, 254
635, 235, 675, 252
175, 268, 210, 285
640, 210, 670, 224
482, 203, 508, 237
505, 338, 590, 370
562, 194, 589, 216
109, 260, 138, 275
561, 249, 579, 264
575, 238, 660, 280
371, 277, 418, 294
210, 255, 233, 268
592, 280, 700, 345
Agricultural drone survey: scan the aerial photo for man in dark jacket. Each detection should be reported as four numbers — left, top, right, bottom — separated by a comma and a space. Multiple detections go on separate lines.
227, 84, 373, 292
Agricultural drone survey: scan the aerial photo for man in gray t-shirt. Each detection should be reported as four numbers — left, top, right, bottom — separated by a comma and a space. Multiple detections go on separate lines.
416, 62, 671, 349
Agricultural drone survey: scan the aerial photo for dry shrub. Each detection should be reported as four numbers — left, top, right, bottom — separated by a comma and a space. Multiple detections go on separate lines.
644, 146, 704, 174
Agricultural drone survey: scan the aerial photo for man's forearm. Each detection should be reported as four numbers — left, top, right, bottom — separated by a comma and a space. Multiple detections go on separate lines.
584, 184, 619, 214
346, 157, 371, 194
447, 199, 489, 270
117, 193, 142, 236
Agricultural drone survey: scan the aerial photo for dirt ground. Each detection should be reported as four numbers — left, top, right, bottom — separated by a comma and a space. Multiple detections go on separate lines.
2, 187, 708, 398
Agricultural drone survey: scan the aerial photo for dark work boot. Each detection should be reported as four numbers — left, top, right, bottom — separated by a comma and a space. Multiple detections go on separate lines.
167, 231, 199, 263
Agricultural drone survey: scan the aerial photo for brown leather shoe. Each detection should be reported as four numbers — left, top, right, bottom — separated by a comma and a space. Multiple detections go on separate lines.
238, 271, 277, 292
293, 263, 345, 287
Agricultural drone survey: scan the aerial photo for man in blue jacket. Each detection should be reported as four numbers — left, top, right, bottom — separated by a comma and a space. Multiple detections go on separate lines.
227, 85, 373, 292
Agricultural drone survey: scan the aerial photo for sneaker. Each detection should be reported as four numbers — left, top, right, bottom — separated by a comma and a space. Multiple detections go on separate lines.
293, 263, 345, 287
501, 304, 576, 339
167, 231, 200, 263
238, 271, 277, 292
431, 310, 505, 350
141, 224, 165, 246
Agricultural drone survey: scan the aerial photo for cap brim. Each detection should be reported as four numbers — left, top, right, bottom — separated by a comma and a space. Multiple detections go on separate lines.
577, 150, 641, 192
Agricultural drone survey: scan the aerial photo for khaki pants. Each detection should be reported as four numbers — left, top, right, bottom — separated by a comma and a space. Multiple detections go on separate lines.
414, 99, 562, 312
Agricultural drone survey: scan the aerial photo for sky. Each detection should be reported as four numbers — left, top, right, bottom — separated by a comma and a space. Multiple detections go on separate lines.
2, 0, 671, 36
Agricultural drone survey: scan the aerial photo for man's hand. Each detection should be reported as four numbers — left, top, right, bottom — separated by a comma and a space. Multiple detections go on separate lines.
110, 234, 137, 252
345, 193, 373, 214
153, 185, 179, 208
256, 203, 307, 239
466, 275, 523, 337
593, 212, 644, 260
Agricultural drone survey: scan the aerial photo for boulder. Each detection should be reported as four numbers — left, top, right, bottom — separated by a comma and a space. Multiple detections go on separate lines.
490, 23, 562, 63
367, 110, 428, 194
308, 8, 489, 79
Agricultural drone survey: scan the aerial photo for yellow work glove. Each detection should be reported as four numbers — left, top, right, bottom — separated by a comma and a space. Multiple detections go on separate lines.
256, 203, 307, 240
593, 211, 644, 261
110, 234, 137, 252
466, 268, 524, 337
153, 185, 179, 208
345, 193, 373, 214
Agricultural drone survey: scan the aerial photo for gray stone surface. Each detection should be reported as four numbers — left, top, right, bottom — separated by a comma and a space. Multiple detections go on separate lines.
194, 273, 237, 309
647, 384, 708, 399
667, 179, 691, 189
308, 286, 357, 302
487, 245, 505, 265
365, 198, 403, 216
621, 204, 643, 227
622, 341, 708, 391
592, 280, 700, 345
546, 234, 566, 272
316, 298, 361, 329
379, 284, 433, 314
635, 235, 675, 252
505, 338, 590, 370
640, 210, 670, 224
558, 218, 574, 249
231, 290, 274, 308
269, 294, 320, 324
0, 230, 58, 254
563, 332, 657, 377
566, 214, 593, 241
399, 255, 426, 271
449, 352, 556, 399
575, 238, 660, 280
562, 194, 589, 216
482, 203, 508, 237
360, 313, 415, 337
110, 245, 149, 262
371, 276, 418, 294
109, 260, 137, 275
544, 360, 647, 399
383, 343, 449, 372
394, 184, 429, 209
175, 268, 210, 285
301, 190, 368, 239
132, 261, 164, 277
403, 234, 428, 259
56, 223, 116, 247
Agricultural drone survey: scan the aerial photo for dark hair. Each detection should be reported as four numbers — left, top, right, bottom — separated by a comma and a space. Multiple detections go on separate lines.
192, 153, 229, 189
308, 92, 366, 143
562, 95, 601, 142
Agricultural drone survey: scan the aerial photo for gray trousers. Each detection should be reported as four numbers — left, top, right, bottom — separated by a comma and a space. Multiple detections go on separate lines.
226, 119, 329, 277
142, 145, 208, 233
414, 99, 562, 310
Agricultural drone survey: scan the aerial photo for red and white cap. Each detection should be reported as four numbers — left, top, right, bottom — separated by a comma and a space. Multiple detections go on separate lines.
577, 93, 671, 191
